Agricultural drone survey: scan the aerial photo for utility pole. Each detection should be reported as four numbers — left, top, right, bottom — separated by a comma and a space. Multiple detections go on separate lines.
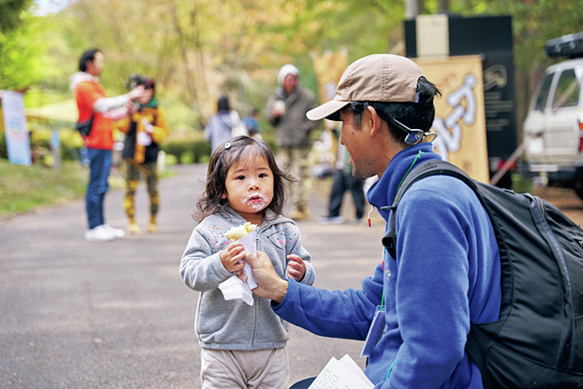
405, 0, 420, 19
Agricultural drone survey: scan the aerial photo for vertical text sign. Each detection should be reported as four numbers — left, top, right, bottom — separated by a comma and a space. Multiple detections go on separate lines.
2, 91, 31, 166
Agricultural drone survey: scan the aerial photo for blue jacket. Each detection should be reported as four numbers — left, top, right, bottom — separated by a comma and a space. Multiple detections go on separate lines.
273, 143, 501, 388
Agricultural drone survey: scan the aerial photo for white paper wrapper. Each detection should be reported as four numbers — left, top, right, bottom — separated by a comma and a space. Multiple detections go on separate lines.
217, 229, 257, 306
236, 229, 258, 290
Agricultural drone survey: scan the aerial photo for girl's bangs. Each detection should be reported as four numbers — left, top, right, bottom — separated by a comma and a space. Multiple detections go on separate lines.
231, 142, 268, 166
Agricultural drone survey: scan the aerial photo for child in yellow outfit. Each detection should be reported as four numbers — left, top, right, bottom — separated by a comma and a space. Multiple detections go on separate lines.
115, 76, 169, 234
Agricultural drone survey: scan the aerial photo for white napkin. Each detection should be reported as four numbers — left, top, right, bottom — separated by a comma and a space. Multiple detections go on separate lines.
137, 131, 152, 146
218, 276, 254, 306
218, 229, 257, 306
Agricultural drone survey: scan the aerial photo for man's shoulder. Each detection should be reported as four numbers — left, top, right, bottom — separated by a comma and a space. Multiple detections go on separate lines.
269, 87, 285, 100
404, 175, 481, 211
75, 80, 105, 97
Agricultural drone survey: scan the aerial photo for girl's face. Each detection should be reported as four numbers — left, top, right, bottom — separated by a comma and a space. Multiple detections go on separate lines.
222, 155, 274, 224
138, 88, 153, 105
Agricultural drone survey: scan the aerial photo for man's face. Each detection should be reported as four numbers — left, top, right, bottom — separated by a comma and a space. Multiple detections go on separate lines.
86, 52, 104, 77
282, 74, 297, 95
339, 108, 376, 180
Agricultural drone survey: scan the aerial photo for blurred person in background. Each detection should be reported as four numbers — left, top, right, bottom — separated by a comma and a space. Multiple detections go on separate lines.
71, 48, 149, 242
264, 64, 321, 221
319, 123, 365, 225
204, 95, 247, 153
243, 108, 262, 140
115, 75, 169, 234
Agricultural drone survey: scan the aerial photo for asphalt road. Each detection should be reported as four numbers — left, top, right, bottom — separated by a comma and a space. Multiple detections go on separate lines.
0, 163, 386, 388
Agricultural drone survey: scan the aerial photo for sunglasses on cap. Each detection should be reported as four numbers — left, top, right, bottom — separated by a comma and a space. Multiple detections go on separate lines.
346, 102, 437, 145
387, 117, 437, 145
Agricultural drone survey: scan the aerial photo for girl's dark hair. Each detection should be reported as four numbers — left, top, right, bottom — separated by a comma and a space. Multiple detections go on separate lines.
195, 136, 294, 222
78, 48, 100, 72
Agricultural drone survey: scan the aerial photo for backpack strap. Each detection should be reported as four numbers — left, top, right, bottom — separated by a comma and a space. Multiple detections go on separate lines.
381, 159, 497, 389
381, 160, 476, 258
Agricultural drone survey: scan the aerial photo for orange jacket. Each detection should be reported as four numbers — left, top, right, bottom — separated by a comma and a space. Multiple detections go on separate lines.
74, 80, 114, 150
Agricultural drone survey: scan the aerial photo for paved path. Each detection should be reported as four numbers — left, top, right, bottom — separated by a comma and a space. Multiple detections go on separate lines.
0, 164, 386, 388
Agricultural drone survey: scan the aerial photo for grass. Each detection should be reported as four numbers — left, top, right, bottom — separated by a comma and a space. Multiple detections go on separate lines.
0, 159, 87, 218
0, 159, 178, 219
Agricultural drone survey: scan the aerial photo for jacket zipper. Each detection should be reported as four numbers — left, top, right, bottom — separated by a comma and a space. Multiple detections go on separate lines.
250, 230, 261, 348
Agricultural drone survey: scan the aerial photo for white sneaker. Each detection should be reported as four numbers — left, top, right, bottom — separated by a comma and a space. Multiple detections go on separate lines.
85, 225, 117, 242
103, 224, 125, 238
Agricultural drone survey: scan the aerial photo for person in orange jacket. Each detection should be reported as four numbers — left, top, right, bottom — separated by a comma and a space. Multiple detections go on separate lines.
115, 76, 169, 234
70, 48, 149, 242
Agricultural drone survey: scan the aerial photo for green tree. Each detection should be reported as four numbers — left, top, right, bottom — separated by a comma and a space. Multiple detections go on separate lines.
0, 0, 33, 36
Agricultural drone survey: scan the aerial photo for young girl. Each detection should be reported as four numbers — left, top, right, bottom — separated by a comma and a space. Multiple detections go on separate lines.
180, 136, 315, 389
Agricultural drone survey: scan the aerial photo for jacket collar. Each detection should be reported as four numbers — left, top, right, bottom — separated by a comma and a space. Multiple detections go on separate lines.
366, 143, 441, 221
222, 205, 294, 229
69, 72, 98, 91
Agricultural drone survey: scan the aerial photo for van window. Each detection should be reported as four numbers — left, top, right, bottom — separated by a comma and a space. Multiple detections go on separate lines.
552, 68, 581, 109
534, 73, 554, 111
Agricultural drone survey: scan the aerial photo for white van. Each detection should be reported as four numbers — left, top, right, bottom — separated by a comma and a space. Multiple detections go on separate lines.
523, 57, 583, 199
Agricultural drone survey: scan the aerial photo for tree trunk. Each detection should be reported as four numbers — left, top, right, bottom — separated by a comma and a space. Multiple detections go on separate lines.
437, 0, 449, 13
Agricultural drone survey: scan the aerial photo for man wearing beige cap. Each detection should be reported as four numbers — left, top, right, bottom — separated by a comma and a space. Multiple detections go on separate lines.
243, 54, 501, 389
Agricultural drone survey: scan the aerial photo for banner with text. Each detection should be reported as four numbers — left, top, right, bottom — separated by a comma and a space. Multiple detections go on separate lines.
2, 91, 31, 166
414, 56, 489, 183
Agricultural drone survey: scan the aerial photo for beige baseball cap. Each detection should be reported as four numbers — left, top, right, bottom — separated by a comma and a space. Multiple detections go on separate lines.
306, 54, 424, 121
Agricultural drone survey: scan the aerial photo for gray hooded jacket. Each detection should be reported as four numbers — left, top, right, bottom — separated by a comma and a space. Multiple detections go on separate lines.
264, 85, 320, 147
180, 207, 315, 350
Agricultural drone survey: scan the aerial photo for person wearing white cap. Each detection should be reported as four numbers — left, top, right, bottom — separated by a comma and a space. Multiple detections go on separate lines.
264, 64, 321, 221
243, 54, 501, 389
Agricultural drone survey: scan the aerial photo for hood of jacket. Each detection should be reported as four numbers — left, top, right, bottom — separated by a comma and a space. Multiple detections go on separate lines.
69, 72, 98, 91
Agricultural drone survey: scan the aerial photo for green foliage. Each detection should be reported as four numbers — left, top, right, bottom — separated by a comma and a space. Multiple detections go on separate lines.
29, 127, 85, 163
449, 0, 583, 73
160, 131, 211, 164
0, 159, 87, 217
0, 131, 7, 159
0, 0, 32, 35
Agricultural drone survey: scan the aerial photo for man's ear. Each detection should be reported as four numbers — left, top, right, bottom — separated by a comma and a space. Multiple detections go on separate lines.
367, 106, 382, 137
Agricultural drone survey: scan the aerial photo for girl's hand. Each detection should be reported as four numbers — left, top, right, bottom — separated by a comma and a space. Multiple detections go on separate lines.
220, 243, 246, 273
287, 254, 306, 282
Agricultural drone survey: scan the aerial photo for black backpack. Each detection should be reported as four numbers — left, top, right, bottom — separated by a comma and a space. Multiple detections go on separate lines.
382, 160, 583, 388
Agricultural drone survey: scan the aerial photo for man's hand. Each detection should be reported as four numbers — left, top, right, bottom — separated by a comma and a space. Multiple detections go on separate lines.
272, 100, 285, 117
128, 85, 148, 101
141, 117, 154, 133
239, 250, 288, 303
